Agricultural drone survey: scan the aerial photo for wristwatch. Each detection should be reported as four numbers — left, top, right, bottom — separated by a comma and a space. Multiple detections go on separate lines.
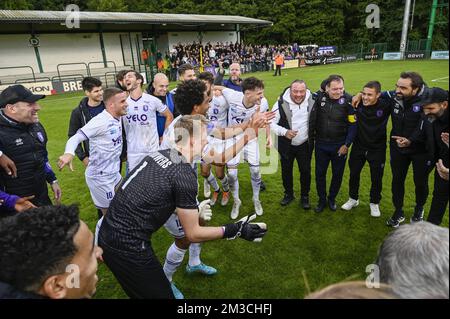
51, 179, 59, 185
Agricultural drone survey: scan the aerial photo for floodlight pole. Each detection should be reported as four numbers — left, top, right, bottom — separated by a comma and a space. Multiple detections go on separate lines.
425, 0, 439, 57
400, 0, 412, 59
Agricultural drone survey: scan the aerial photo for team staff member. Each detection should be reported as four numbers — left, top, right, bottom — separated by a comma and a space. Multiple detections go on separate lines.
270, 80, 314, 209
0, 85, 61, 209
98, 115, 268, 299
0, 150, 16, 177
68, 77, 105, 167
146, 73, 177, 138
312, 75, 357, 213
420, 88, 449, 225
0, 188, 36, 216
146, 64, 195, 139
341, 81, 391, 217
354, 72, 432, 227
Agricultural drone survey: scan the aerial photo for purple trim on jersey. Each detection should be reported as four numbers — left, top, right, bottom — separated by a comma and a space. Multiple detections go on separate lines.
130, 95, 143, 102
44, 161, 57, 183
78, 129, 89, 140
0, 190, 19, 210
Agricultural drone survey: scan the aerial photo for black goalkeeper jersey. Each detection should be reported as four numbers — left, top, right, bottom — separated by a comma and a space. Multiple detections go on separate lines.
99, 149, 198, 252
353, 98, 392, 151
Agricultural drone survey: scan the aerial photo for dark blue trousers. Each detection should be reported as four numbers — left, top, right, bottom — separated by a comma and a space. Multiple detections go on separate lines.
315, 142, 348, 203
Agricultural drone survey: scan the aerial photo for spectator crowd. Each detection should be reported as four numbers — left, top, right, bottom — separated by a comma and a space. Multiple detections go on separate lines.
157, 41, 335, 80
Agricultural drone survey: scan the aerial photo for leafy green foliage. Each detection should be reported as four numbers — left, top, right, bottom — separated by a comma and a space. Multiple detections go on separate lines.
0, 1, 447, 48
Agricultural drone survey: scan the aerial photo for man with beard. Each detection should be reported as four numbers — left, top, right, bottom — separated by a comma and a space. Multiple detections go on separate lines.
420, 87, 449, 225
353, 72, 433, 227
122, 70, 173, 172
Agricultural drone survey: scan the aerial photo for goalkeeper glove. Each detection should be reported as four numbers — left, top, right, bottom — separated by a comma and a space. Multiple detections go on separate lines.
198, 199, 213, 221
223, 213, 267, 242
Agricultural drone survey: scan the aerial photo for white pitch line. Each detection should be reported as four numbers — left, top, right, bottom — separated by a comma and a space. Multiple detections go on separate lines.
41, 95, 83, 103
431, 76, 449, 82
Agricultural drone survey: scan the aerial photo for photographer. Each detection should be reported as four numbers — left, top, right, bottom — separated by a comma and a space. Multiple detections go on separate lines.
213, 59, 243, 92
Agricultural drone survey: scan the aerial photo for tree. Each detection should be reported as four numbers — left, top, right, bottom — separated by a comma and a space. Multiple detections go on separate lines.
86, 0, 128, 12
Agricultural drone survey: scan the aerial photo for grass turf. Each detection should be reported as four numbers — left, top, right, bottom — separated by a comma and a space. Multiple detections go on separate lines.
38, 60, 449, 298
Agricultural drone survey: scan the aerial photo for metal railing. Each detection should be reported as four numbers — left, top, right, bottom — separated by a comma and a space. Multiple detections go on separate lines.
15, 76, 51, 84
0, 65, 36, 84
56, 63, 89, 82
87, 61, 117, 77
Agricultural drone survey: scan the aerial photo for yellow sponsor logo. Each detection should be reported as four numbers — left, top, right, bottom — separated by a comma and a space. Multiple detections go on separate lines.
348, 114, 357, 123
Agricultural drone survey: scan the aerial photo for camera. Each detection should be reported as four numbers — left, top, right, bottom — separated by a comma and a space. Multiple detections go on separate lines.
221, 55, 233, 69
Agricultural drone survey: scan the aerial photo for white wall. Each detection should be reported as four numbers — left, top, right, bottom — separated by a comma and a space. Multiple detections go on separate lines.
0, 35, 40, 77
103, 33, 126, 68
0, 31, 238, 78
167, 31, 238, 50
38, 33, 103, 73
0, 32, 142, 78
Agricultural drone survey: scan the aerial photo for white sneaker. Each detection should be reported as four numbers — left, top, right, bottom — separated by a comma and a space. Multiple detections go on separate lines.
230, 198, 241, 220
203, 179, 211, 198
370, 203, 381, 217
254, 198, 263, 216
341, 198, 359, 211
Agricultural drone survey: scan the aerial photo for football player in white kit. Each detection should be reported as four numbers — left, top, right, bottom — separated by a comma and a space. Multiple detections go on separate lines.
123, 71, 173, 172
160, 79, 274, 299
216, 77, 271, 219
198, 72, 231, 206
58, 88, 128, 216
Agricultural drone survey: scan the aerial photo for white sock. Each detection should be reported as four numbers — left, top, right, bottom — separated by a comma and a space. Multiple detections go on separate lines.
163, 243, 187, 282
207, 173, 220, 192
188, 243, 202, 267
227, 169, 239, 199
250, 166, 261, 200
220, 176, 230, 192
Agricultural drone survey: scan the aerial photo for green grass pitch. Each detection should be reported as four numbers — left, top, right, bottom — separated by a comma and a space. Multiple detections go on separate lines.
38, 60, 449, 298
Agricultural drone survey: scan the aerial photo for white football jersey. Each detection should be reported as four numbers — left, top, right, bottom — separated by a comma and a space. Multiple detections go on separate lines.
160, 115, 213, 168
160, 114, 181, 151
207, 95, 229, 129
222, 88, 269, 126
79, 110, 123, 177
123, 93, 167, 171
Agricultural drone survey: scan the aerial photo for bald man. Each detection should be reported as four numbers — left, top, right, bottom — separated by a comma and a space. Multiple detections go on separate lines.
146, 73, 178, 137
214, 62, 243, 92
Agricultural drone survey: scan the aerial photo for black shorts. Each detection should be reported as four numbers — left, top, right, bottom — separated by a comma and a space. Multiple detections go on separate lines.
98, 236, 174, 299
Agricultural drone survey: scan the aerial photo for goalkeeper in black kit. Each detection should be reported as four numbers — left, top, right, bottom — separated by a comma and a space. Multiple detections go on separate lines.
98, 114, 268, 299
